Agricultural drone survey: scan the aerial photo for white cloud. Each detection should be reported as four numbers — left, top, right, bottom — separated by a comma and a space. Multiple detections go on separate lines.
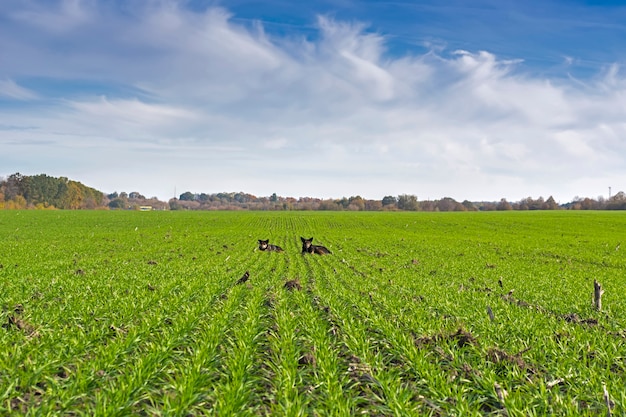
1, 2, 625, 202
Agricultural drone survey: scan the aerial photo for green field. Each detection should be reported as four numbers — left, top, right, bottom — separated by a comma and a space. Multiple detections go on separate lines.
1, 210, 625, 416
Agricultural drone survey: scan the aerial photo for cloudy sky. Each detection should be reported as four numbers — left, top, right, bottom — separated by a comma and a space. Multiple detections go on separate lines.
1, 0, 625, 203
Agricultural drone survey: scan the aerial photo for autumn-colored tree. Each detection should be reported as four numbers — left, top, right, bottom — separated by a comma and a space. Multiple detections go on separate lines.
348, 196, 365, 211
65, 181, 84, 209
6, 195, 27, 209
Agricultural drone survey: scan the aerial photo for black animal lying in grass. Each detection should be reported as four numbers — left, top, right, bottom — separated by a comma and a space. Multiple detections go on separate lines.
301, 237, 331, 255
236, 271, 249, 285
258, 239, 284, 252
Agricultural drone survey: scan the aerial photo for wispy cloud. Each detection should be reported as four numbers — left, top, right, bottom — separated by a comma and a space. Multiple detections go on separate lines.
9, 0, 92, 33
0, 78, 39, 100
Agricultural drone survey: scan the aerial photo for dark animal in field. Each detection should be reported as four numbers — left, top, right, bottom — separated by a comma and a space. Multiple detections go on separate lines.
301, 237, 331, 255
258, 239, 284, 252
236, 271, 250, 285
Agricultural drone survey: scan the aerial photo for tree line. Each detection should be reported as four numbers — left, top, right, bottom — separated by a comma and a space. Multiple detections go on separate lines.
2, 172, 625, 211
0, 173, 104, 209
169, 191, 626, 211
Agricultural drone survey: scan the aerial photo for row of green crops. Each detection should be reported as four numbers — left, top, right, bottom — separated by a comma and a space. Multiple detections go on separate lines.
1, 210, 625, 415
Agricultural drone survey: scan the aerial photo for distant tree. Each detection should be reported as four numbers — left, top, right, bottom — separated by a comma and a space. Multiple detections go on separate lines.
517, 196, 544, 210
365, 200, 383, 211
65, 182, 84, 209
215, 192, 232, 203
5, 173, 25, 200
478, 201, 497, 211
497, 198, 512, 211
516, 197, 529, 210
169, 199, 182, 210
348, 196, 365, 211
607, 191, 626, 210
567, 196, 581, 210
21, 174, 59, 205
579, 198, 598, 210
108, 198, 126, 209
436, 197, 463, 212
419, 200, 436, 211
382, 195, 397, 207
531, 197, 545, 210
234, 192, 256, 204
462, 200, 477, 211
544, 196, 559, 210
6, 194, 27, 209
179, 191, 195, 201
319, 200, 340, 210
397, 194, 419, 211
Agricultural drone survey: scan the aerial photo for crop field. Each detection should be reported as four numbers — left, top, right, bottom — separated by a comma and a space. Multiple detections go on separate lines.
1, 210, 625, 416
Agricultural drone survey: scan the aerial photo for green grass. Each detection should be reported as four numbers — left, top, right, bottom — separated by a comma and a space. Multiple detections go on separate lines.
1, 210, 625, 416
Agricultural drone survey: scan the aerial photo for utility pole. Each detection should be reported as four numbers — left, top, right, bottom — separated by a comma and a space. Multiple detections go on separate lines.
609, 186, 612, 199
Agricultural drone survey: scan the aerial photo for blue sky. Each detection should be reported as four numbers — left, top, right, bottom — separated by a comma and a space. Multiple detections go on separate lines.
1, 0, 625, 202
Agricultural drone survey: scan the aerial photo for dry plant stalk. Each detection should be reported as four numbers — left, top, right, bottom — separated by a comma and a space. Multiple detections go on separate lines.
603, 383, 613, 417
594, 280, 604, 311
